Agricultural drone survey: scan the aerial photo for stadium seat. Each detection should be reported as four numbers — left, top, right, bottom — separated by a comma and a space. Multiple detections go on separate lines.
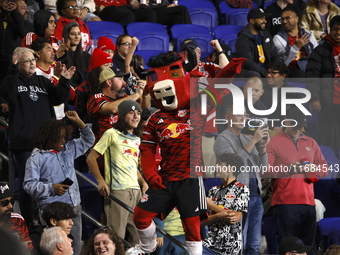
179, 0, 218, 32
133, 32, 170, 51
171, 24, 211, 39
318, 217, 340, 250
219, 34, 238, 53
134, 50, 166, 68
126, 22, 167, 36
213, 25, 243, 39
262, 216, 280, 255
176, 33, 214, 58
319, 145, 339, 179
227, 9, 249, 26
86, 21, 124, 39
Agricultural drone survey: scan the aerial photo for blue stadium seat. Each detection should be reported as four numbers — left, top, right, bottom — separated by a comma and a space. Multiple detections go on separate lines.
319, 145, 339, 179
219, 34, 238, 53
86, 21, 124, 39
171, 24, 211, 39
213, 25, 243, 39
176, 33, 214, 58
134, 50, 166, 68
227, 9, 249, 26
219, 1, 251, 24
179, 0, 218, 32
126, 22, 167, 36
318, 217, 340, 250
133, 32, 170, 51
262, 216, 279, 255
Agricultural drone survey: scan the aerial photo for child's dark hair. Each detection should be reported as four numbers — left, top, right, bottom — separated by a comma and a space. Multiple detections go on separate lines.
113, 114, 143, 138
217, 153, 244, 176
33, 119, 68, 150
42, 202, 77, 227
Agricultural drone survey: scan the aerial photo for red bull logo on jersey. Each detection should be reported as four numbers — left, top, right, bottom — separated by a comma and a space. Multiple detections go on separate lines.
122, 147, 138, 157
157, 120, 193, 142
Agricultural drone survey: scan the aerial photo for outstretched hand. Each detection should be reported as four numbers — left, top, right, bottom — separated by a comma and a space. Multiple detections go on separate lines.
61, 64, 76, 79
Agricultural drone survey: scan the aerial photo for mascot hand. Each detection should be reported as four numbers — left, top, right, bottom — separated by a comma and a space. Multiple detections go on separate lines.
215, 57, 247, 79
147, 174, 166, 190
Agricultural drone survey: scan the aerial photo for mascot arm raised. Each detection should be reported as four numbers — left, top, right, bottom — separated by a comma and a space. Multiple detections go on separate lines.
140, 143, 166, 190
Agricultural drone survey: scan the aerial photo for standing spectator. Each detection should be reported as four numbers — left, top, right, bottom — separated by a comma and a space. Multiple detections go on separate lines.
82, 226, 125, 255
236, 8, 280, 77
21, 10, 59, 51
40, 227, 74, 255
0, 0, 33, 83
306, 15, 340, 151
265, 107, 328, 253
202, 153, 250, 255
55, 0, 91, 51
273, 7, 318, 77
23, 111, 95, 255
86, 100, 148, 245
300, 0, 340, 41
96, 0, 156, 28
214, 103, 269, 255
59, 21, 91, 89
0, 47, 74, 230
0, 182, 33, 252
265, 0, 306, 37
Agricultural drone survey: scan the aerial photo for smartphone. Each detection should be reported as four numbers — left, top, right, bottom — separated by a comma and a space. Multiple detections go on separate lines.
61, 177, 74, 189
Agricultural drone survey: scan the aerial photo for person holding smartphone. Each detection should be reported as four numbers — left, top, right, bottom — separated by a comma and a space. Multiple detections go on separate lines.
23, 111, 95, 255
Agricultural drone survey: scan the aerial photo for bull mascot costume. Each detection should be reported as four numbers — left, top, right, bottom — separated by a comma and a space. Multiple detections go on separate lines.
127, 47, 246, 254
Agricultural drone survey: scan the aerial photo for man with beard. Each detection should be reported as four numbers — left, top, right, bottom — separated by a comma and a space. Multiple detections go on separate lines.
0, 181, 33, 252
87, 67, 147, 140
236, 8, 280, 78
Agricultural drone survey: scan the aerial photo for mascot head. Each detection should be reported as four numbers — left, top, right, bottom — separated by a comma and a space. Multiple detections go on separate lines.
144, 51, 199, 112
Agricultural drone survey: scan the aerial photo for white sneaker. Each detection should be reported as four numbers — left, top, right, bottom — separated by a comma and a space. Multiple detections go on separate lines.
125, 244, 150, 255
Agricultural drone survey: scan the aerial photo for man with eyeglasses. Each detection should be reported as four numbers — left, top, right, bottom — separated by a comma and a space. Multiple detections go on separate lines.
279, 236, 312, 255
214, 103, 269, 255
306, 15, 340, 152
0, 181, 34, 252
273, 7, 317, 78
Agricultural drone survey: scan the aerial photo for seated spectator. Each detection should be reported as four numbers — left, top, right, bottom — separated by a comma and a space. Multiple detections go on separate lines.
40, 227, 73, 255
273, 7, 318, 77
21, 10, 59, 51
0, 0, 33, 83
202, 153, 250, 255
82, 226, 125, 255
236, 8, 280, 78
97, 0, 156, 28
306, 15, 340, 151
97, 36, 116, 59
0, 227, 28, 255
86, 100, 148, 245
23, 111, 95, 255
203, 43, 233, 65
58, 21, 91, 89
113, 34, 133, 72
0, 182, 33, 252
55, 0, 91, 51
0, 47, 75, 230
45, 0, 101, 22
324, 245, 340, 255
278, 236, 312, 255
265, 0, 306, 37
300, 0, 340, 41
132, 0, 191, 27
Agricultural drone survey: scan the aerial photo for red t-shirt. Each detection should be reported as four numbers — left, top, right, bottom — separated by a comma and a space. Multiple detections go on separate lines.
94, 0, 127, 7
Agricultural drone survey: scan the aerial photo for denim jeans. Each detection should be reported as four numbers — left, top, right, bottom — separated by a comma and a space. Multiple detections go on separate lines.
243, 195, 264, 255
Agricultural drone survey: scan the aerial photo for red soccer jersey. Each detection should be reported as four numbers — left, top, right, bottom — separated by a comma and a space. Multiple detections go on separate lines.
87, 93, 119, 139
21, 33, 59, 51
9, 212, 34, 251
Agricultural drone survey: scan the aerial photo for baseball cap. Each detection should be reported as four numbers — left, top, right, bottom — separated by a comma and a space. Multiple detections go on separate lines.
180, 38, 200, 51
118, 100, 142, 118
247, 8, 271, 21
97, 36, 116, 52
99, 67, 129, 84
285, 107, 308, 128
0, 182, 13, 199
88, 48, 112, 71
279, 236, 312, 254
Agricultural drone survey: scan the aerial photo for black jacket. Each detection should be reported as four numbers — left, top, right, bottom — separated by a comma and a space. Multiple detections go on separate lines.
0, 64, 70, 151
236, 26, 280, 77
306, 39, 335, 109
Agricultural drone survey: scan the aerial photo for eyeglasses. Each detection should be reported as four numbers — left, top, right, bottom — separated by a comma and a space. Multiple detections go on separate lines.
20, 58, 37, 64
63, 5, 79, 10
267, 71, 280, 75
118, 42, 132, 46
0, 198, 14, 207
